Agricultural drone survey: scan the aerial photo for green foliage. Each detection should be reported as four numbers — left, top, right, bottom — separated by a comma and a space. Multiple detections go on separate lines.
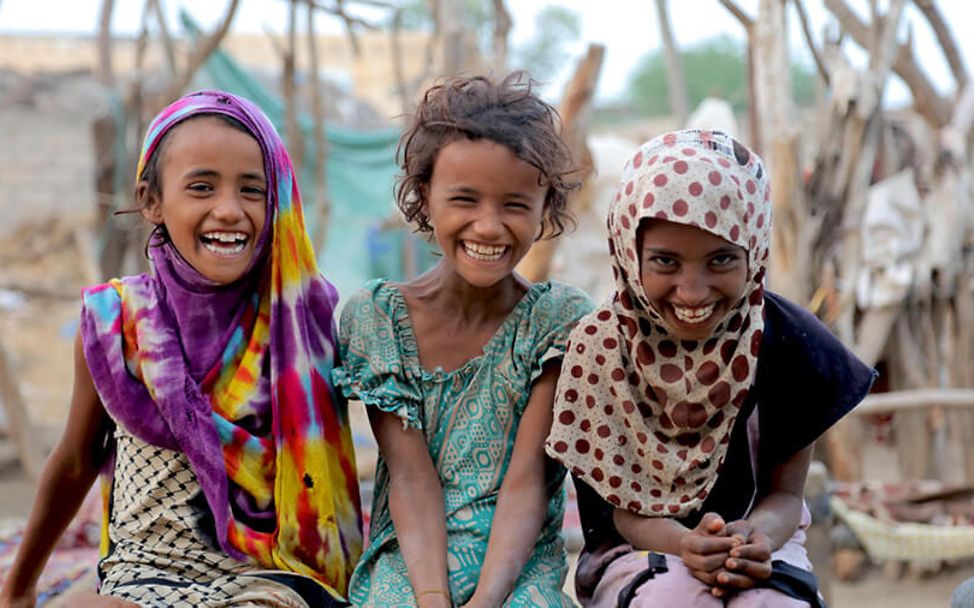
627, 35, 817, 117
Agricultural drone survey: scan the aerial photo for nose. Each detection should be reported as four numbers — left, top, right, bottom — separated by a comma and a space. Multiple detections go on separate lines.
674, 267, 709, 305
471, 206, 504, 240
210, 190, 246, 223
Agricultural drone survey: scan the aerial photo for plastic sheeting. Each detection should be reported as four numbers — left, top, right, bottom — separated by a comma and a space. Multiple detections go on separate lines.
182, 11, 402, 301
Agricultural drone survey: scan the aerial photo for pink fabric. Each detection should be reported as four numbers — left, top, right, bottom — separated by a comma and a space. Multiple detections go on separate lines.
584, 514, 813, 608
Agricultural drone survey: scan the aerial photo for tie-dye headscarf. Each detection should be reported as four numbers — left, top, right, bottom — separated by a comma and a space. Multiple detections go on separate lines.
546, 129, 770, 518
80, 90, 362, 596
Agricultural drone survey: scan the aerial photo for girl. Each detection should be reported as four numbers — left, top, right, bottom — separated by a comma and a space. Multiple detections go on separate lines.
332, 73, 593, 607
546, 129, 876, 607
0, 90, 361, 607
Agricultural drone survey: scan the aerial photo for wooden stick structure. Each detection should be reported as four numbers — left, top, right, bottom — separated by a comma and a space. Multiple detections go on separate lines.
516, 44, 604, 283
0, 335, 46, 480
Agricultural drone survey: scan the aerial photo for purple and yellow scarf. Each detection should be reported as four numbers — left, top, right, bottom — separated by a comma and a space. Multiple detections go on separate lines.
79, 90, 361, 597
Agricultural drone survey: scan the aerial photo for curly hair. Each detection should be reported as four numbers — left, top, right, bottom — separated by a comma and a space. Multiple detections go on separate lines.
397, 72, 579, 240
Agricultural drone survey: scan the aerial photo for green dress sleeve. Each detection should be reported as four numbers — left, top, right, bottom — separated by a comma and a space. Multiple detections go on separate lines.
332, 280, 423, 429
517, 282, 596, 384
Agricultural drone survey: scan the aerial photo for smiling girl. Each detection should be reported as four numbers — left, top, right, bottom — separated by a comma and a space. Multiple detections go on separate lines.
546, 129, 875, 607
332, 73, 593, 607
0, 90, 361, 607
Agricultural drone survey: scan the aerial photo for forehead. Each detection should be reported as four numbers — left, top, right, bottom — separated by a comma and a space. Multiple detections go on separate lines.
431, 138, 543, 189
160, 116, 263, 171
638, 219, 743, 253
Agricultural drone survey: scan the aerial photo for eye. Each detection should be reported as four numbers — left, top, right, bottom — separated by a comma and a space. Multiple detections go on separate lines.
187, 182, 213, 193
646, 255, 678, 270
710, 252, 741, 267
448, 196, 476, 204
241, 185, 266, 198
505, 201, 531, 210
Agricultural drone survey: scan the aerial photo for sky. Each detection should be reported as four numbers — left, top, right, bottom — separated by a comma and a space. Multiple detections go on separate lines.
1, 0, 973, 104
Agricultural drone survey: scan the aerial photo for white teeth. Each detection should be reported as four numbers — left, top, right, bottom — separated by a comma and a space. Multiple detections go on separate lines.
202, 231, 248, 244
463, 241, 507, 261
200, 232, 248, 256
202, 241, 246, 255
673, 303, 716, 324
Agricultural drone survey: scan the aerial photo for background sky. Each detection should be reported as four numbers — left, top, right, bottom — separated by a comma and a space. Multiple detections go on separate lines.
1, 0, 972, 104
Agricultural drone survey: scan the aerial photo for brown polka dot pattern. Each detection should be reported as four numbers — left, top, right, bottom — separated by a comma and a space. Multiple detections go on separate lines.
546, 129, 769, 519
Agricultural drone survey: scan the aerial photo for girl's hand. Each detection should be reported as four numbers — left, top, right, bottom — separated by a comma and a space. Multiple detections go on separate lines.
678, 512, 739, 587
713, 519, 773, 592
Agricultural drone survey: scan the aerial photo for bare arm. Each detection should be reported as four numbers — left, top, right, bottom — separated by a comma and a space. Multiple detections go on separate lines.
613, 509, 691, 556
368, 408, 451, 608
743, 443, 813, 550
717, 444, 814, 590
0, 333, 113, 607
463, 364, 561, 608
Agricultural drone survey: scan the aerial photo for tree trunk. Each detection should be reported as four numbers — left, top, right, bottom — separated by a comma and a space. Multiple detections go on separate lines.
654, 0, 688, 125
753, 0, 805, 303
306, 0, 331, 253
491, 0, 512, 74
516, 45, 604, 282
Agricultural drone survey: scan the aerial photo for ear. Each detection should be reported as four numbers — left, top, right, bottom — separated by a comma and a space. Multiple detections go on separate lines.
417, 184, 431, 228
137, 182, 163, 224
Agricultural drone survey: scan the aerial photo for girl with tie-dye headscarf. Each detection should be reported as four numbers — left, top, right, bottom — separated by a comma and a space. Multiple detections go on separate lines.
546, 129, 875, 607
0, 90, 361, 607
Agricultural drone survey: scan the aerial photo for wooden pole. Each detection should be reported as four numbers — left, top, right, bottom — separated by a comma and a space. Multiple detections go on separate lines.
306, 0, 332, 253
516, 45, 604, 283
654, 0, 688, 125
0, 337, 45, 479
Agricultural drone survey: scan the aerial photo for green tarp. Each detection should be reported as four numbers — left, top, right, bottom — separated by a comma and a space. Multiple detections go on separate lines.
181, 11, 415, 299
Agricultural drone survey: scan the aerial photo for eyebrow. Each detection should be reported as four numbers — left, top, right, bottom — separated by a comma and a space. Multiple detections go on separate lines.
446, 186, 531, 199
184, 168, 266, 182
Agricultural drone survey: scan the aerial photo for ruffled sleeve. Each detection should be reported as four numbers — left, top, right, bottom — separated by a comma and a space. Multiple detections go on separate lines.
516, 281, 595, 384
332, 280, 424, 429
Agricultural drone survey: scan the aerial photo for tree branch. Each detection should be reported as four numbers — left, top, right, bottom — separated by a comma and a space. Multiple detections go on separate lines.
913, 0, 967, 89
824, 0, 952, 127
96, 0, 115, 87
718, 0, 754, 31
655, 0, 688, 124
283, 0, 304, 172
389, 7, 410, 115
792, 0, 829, 86
152, 0, 178, 77
164, 0, 240, 102
306, 0, 331, 251
492, 0, 512, 72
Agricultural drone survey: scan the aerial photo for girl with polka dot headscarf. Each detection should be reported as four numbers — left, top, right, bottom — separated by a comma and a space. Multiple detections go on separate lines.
546, 129, 875, 607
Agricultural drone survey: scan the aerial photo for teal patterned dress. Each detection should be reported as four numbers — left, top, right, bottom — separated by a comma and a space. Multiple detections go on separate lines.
333, 279, 593, 607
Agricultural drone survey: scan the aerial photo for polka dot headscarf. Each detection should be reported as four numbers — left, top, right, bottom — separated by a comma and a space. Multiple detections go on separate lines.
546, 129, 771, 518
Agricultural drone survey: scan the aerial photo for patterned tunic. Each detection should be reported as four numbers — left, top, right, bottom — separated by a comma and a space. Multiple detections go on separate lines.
333, 279, 593, 607
98, 427, 337, 607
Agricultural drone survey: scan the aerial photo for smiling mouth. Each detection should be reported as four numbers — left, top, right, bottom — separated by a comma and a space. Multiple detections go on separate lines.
462, 240, 508, 262
672, 303, 717, 325
200, 231, 250, 256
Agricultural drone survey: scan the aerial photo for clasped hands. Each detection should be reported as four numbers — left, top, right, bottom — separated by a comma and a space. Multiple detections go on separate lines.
678, 512, 772, 598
